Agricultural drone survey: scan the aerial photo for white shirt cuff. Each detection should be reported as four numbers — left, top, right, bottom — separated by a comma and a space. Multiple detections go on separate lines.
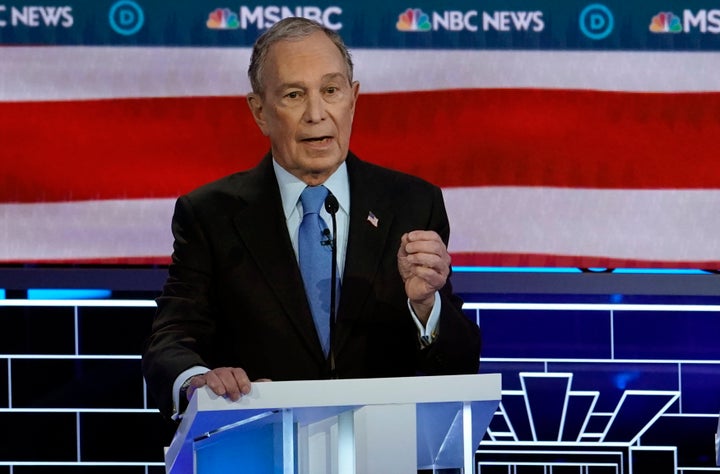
171, 365, 208, 420
407, 291, 441, 347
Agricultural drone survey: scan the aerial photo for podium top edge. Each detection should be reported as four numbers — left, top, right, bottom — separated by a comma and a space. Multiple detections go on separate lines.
191, 373, 501, 413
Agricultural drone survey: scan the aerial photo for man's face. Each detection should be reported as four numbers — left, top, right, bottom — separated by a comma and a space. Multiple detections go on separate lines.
247, 31, 359, 186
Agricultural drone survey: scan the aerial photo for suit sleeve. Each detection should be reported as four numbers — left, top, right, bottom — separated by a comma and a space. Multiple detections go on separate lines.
416, 185, 481, 375
141, 195, 216, 420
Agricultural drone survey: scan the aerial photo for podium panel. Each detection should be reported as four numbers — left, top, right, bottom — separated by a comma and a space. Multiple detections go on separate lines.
194, 410, 297, 474
165, 373, 501, 474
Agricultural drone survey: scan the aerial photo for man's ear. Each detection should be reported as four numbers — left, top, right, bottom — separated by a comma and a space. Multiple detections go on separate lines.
349, 80, 360, 120
247, 93, 269, 136
351, 81, 360, 106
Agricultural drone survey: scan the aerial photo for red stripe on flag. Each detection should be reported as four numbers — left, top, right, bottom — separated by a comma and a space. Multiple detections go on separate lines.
3, 89, 720, 203
357, 89, 720, 190
1, 97, 262, 203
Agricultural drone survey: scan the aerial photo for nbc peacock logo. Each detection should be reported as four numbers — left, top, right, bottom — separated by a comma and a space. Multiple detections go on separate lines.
396, 8, 431, 31
649, 11, 682, 33
207, 7, 239, 29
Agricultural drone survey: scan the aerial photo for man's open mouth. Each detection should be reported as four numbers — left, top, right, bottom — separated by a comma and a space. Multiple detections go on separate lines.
302, 136, 332, 142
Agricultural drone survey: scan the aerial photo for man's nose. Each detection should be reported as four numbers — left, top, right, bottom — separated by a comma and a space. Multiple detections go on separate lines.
303, 92, 327, 123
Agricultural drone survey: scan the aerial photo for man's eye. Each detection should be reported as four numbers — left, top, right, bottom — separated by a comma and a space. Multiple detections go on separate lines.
325, 87, 337, 94
286, 91, 301, 99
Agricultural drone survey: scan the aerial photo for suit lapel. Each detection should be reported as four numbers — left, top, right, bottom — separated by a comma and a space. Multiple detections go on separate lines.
230, 156, 326, 363
335, 155, 394, 350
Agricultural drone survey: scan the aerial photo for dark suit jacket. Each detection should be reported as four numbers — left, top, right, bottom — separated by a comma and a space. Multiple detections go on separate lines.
142, 153, 481, 419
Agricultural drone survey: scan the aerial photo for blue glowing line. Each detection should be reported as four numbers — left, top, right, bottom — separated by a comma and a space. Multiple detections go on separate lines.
27, 289, 112, 300
453, 267, 582, 273
612, 268, 710, 275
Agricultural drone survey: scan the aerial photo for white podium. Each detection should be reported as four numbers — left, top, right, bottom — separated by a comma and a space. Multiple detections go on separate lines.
165, 373, 501, 474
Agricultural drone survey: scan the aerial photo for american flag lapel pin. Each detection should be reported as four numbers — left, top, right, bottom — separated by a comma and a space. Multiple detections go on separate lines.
367, 211, 379, 228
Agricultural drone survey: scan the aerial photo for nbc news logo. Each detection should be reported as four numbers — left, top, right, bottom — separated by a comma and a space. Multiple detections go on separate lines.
395, 7, 544, 33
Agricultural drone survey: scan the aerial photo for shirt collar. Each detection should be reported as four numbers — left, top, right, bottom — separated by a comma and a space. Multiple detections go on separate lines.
272, 159, 350, 219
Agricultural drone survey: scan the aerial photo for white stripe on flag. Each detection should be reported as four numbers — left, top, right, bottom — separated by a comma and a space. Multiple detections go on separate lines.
2, 48, 719, 101
0, 198, 175, 260
444, 187, 720, 262
3, 189, 720, 262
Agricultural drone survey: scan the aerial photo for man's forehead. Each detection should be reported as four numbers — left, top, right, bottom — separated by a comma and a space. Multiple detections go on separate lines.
267, 32, 342, 62
266, 41, 347, 77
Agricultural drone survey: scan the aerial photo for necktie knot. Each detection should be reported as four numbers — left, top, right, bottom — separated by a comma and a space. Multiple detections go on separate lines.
300, 185, 328, 216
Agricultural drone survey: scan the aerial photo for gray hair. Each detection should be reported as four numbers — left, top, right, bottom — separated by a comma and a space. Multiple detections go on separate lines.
248, 17, 354, 96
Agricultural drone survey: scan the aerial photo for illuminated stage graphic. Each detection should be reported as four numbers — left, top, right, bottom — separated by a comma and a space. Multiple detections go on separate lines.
467, 302, 720, 474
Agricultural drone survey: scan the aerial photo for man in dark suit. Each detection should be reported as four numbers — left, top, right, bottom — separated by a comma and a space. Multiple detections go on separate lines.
142, 17, 481, 421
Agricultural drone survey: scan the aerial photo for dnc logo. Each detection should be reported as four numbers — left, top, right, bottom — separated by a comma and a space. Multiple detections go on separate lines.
579, 3, 613, 40
396, 8, 431, 31
109, 0, 144, 36
207, 7, 239, 29
649, 12, 682, 33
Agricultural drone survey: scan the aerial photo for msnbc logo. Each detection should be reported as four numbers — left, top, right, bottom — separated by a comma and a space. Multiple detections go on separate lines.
396, 8, 431, 31
649, 11, 682, 33
207, 7, 239, 29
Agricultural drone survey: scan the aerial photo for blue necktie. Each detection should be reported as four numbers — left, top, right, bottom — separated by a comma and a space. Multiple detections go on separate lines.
299, 185, 331, 356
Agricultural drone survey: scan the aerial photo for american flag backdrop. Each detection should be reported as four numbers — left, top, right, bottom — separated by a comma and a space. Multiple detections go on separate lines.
2, 1, 720, 268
